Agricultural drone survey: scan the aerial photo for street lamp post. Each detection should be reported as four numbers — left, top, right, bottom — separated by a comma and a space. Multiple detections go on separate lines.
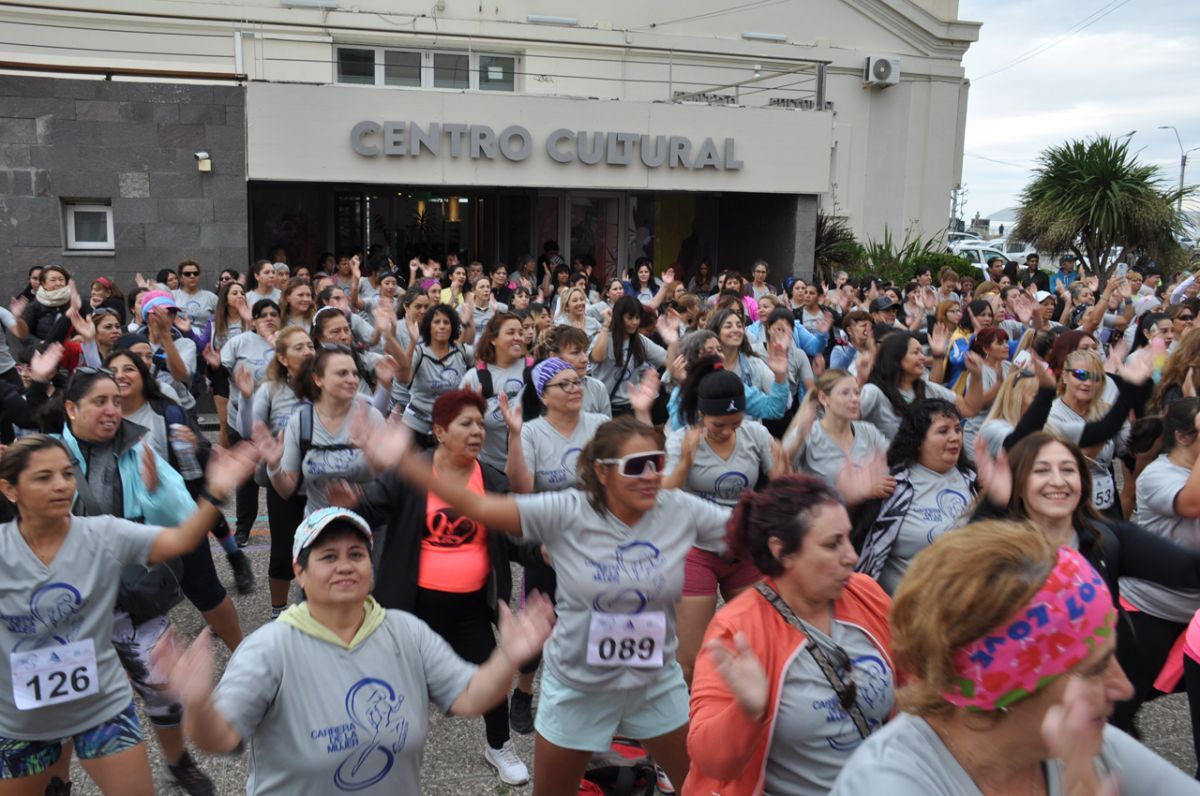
1159, 125, 1193, 214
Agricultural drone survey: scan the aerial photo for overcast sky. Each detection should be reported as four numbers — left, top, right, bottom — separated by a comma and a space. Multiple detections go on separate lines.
958, 0, 1200, 225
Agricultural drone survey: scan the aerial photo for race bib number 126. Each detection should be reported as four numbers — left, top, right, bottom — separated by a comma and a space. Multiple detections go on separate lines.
11, 639, 99, 710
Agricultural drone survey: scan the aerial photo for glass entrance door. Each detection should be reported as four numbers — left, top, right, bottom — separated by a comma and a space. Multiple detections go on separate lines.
568, 192, 624, 284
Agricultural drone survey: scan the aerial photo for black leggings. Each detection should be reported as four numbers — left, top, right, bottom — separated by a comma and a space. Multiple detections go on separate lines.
267, 482, 306, 582
1112, 609, 1186, 735
414, 587, 509, 750
178, 536, 227, 613
518, 558, 557, 676
227, 427, 260, 536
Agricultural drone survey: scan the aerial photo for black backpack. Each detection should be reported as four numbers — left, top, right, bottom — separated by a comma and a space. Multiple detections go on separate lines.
578, 738, 657, 796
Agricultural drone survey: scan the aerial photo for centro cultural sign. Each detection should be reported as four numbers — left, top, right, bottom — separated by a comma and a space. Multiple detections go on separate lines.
350, 121, 743, 171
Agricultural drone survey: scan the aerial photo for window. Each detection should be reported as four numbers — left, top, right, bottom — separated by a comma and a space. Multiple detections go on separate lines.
337, 47, 375, 85
333, 47, 516, 92
433, 53, 470, 89
478, 55, 515, 92
64, 202, 114, 251
384, 50, 422, 87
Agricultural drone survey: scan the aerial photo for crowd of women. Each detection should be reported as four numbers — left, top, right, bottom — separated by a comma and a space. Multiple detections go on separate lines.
5, 247, 1200, 795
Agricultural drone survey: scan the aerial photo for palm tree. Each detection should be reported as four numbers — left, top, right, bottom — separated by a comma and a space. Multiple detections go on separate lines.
1013, 135, 1186, 288
813, 212, 862, 284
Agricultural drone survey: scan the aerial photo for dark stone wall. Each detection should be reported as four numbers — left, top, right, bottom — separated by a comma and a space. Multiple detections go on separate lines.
718, 192, 817, 283
0, 75, 246, 290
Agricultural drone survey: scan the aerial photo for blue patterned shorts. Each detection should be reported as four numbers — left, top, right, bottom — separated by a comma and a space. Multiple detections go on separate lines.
0, 703, 142, 779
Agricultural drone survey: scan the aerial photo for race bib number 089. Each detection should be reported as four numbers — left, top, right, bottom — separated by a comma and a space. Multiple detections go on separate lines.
11, 639, 99, 710
586, 611, 666, 669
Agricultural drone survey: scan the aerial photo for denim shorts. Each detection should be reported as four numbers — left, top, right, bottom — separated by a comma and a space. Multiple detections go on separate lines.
0, 703, 142, 779
534, 661, 690, 753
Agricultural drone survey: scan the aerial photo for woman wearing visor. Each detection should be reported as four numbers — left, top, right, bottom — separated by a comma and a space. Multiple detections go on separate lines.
351, 413, 733, 795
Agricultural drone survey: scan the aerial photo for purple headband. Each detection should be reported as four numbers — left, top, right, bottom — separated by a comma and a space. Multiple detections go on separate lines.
532, 357, 575, 399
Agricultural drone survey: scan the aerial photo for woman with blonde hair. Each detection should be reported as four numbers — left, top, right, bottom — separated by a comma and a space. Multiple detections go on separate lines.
1150, 325, 1200, 413
830, 520, 1199, 795
553, 285, 600, 341
1048, 349, 1129, 518
783, 368, 893, 500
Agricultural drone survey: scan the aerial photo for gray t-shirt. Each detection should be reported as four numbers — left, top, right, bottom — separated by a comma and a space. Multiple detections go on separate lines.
583, 375, 613, 417
245, 288, 281, 308
515, 488, 730, 691
251, 382, 304, 438
795, 420, 889, 490
879, 464, 972, 595
1047, 398, 1128, 511
213, 611, 475, 796
220, 332, 275, 433
1122, 456, 1200, 622
0, 516, 159, 739
520, 412, 608, 492
590, 335, 667, 409
125, 402, 168, 460
402, 345, 474, 435
962, 362, 1010, 464
0, 307, 17, 374
978, 419, 1014, 460
387, 321, 416, 416
764, 621, 896, 796
281, 402, 384, 515
665, 422, 773, 506
460, 360, 527, 472
172, 288, 218, 327
829, 713, 1200, 796
859, 379, 958, 442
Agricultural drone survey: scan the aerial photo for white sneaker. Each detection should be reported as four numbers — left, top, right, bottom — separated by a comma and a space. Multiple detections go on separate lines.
484, 740, 530, 785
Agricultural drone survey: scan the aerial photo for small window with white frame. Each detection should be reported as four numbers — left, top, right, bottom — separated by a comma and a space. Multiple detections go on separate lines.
334, 46, 517, 92
64, 201, 114, 251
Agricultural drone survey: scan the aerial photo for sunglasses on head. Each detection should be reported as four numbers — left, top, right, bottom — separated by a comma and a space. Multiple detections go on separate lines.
1067, 369, 1103, 383
597, 450, 666, 477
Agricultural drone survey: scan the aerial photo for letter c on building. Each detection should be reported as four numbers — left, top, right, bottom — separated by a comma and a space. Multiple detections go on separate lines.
351, 121, 382, 156
546, 129, 574, 163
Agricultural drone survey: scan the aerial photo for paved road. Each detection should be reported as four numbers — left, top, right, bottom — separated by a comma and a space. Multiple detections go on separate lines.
67, 519, 1199, 794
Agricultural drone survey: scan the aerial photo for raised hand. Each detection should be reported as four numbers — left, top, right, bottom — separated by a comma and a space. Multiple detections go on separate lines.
233, 363, 255, 399
497, 591, 556, 667
135, 272, 148, 290
141, 443, 159, 494
974, 435, 1012, 506
67, 306, 95, 342
173, 313, 192, 336
350, 408, 412, 473
204, 441, 261, 499
1040, 676, 1121, 796
964, 351, 984, 376
374, 355, 399, 387
1185, 367, 1197, 399
202, 343, 221, 370
628, 369, 661, 417
668, 354, 688, 384
8, 295, 28, 320
705, 632, 769, 720
251, 422, 285, 469
152, 628, 216, 707
681, 424, 704, 459
835, 454, 890, 506
766, 341, 789, 382
324, 479, 363, 510
29, 342, 63, 383
497, 391, 523, 435
816, 311, 834, 335
1104, 338, 1129, 375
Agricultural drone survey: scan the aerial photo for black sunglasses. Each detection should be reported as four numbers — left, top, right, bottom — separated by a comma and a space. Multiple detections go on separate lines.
827, 643, 860, 711
180, 270, 200, 277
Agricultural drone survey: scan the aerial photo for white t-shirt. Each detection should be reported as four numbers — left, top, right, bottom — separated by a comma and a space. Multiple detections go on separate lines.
1122, 455, 1200, 622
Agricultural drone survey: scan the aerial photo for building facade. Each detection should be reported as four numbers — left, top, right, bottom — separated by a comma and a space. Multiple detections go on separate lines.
0, 0, 978, 287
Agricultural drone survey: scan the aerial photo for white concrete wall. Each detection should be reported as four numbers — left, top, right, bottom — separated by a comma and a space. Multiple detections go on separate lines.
0, 0, 979, 242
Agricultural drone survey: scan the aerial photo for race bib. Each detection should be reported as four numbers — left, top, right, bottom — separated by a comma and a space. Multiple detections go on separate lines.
586, 612, 665, 669
11, 640, 99, 710
1092, 472, 1115, 510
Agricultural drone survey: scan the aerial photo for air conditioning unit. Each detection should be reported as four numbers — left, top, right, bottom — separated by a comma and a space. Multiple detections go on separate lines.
864, 56, 900, 86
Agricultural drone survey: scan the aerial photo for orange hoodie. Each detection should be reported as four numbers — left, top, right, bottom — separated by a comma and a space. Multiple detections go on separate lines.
683, 574, 894, 796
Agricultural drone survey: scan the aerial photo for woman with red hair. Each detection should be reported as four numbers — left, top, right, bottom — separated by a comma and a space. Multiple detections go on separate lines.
961, 326, 1012, 463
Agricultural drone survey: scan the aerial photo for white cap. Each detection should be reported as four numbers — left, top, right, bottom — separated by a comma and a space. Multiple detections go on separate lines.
1034, 290, 1054, 303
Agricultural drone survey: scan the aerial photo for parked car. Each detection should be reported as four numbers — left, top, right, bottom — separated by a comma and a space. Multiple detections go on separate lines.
947, 231, 983, 252
955, 247, 1009, 273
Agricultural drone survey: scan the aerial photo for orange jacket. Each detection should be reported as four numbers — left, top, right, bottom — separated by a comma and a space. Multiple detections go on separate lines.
683, 574, 894, 796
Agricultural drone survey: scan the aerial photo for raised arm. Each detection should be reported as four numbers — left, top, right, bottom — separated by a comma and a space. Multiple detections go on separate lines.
349, 408, 524, 534
148, 443, 259, 563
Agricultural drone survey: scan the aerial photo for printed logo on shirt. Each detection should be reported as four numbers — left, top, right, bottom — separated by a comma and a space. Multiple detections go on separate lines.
430, 365, 461, 392
910, 488, 969, 542
705, 471, 750, 503
4, 583, 86, 651
489, 377, 526, 423
535, 447, 582, 488
813, 653, 892, 752
585, 541, 666, 614
425, 508, 479, 547
304, 449, 361, 479
308, 677, 409, 791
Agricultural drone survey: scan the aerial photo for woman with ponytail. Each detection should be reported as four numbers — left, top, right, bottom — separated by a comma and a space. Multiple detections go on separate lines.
663, 355, 782, 685
783, 368, 892, 500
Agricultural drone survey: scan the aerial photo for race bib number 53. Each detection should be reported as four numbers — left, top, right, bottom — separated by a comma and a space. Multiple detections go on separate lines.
586, 612, 666, 669
11, 639, 99, 710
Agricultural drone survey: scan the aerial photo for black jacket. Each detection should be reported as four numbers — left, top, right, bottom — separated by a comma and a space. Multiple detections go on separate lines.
358, 459, 541, 619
